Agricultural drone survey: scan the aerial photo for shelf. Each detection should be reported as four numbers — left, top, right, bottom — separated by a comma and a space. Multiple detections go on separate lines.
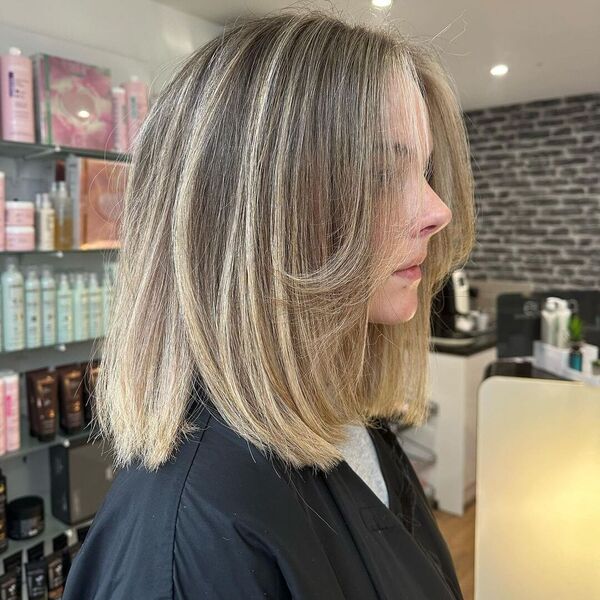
0, 337, 103, 358
0, 139, 130, 163
0, 248, 119, 256
0, 417, 93, 463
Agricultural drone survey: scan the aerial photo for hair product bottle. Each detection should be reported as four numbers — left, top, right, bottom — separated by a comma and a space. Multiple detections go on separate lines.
35, 192, 43, 248
84, 360, 101, 424
0, 469, 7, 554
26, 369, 58, 442
56, 273, 73, 344
541, 297, 559, 346
72, 273, 89, 342
46, 543, 65, 598
25, 268, 42, 349
122, 75, 149, 150
1, 259, 25, 352
2, 550, 23, 595
2, 371, 20, 453
88, 272, 103, 338
25, 541, 48, 599
555, 299, 572, 350
54, 181, 73, 251
0, 377, 4, 457
56, 364, 84, 434
41, 268, 57, 346
0, 47, 35, 143
111, 86, 128, 153
38, 193, 55, 251
0, 172, 5, 252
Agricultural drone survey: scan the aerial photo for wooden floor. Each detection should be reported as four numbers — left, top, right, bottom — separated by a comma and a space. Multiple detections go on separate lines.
434, 502, 476, 600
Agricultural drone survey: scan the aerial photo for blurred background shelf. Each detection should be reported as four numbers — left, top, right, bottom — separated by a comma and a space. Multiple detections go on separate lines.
0, 248, 119, 256
0, 139, 130, 163
0, 337, 104, 359
0, 417, 93, 463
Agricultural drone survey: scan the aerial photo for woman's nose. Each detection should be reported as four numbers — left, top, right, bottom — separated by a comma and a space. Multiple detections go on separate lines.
413, 185, 452, 239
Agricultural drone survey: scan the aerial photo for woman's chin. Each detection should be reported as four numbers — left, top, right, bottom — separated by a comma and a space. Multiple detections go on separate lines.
368, 285, 419, 325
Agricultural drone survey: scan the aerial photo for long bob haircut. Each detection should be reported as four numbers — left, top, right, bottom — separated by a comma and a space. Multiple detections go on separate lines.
93, 10, 476, 472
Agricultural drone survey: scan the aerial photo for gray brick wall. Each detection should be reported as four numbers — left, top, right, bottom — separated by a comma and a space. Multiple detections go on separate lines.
463, 93, 600, 289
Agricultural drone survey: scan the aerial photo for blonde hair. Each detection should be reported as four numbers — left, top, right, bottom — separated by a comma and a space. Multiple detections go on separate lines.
92, 9, 475, 472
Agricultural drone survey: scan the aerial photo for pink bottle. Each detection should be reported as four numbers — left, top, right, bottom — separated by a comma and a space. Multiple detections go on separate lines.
111, 86, 128, 153
0, 171, 4, 251
0, 377, 4, 455
122, 75, 148, 150
0, 47, 35, 143
2, 372, 19, 453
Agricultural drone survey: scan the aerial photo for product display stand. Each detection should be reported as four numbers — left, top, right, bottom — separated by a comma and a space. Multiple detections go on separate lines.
0, 139, 127, 599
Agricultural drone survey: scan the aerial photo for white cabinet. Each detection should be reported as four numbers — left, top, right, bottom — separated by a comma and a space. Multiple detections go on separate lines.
400, 344, 497, 515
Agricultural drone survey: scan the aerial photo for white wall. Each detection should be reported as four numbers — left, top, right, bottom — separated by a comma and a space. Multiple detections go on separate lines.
0, 0, 223, 96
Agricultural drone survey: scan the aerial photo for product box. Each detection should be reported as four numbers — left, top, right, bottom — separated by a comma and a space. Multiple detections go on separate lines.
50, 437, 116, 525
66, 156, 127, 249
32, 54, 113, 150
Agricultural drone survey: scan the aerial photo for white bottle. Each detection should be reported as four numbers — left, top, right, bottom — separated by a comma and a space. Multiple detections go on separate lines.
541, 298, 560, 346
1, 258, 25, 351
555, 299, 572, 350
41, 267, 57, 346
88, 272, 103, 338
24, 268, 42, 348
72, 272, 89, 341
38, 193, 55, 251
56, 273, 73, 344
49, 181, 58, 206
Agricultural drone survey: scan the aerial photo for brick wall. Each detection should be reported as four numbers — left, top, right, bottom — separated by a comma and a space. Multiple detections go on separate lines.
463, 93, 600, 290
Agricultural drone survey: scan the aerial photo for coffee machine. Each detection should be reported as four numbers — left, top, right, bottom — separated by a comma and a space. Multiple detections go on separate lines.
431, 269, 475, 339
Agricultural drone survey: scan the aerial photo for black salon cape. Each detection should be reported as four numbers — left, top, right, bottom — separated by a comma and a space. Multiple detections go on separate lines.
63, 392, 463, 600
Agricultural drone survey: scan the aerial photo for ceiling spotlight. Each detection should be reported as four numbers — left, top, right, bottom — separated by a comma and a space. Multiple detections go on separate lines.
372, 0, 393, 7
490, 64, 509, 77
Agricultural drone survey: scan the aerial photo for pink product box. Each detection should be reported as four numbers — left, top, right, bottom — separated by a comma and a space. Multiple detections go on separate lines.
33, 54, 113, 151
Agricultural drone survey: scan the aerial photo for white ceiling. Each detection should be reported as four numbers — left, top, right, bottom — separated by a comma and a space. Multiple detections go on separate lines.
152, 0, 600, 111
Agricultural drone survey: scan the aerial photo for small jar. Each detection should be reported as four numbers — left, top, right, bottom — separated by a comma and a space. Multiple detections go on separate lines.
7, 495, 45, 540
5, 200, 34, 227
5, 225, 35, 251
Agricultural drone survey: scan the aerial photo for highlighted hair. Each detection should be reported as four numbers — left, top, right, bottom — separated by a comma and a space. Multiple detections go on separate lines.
92, 9, 475, 472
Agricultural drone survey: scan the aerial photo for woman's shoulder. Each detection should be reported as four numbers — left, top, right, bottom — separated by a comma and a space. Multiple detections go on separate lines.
62, 402, 308, 599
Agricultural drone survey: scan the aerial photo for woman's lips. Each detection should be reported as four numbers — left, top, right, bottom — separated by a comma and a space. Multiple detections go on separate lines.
392, 265, 422, 281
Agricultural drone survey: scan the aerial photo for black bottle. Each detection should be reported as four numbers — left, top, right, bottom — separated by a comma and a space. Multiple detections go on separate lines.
0, 469, 7, 554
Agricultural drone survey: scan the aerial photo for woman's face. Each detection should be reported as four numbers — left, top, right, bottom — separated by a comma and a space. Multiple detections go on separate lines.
367, 86, 453, 325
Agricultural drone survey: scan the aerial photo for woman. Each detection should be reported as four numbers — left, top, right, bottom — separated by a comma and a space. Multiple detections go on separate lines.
64, 9, 475, 600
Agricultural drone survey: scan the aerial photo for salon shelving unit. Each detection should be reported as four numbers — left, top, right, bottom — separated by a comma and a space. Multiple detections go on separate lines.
0, 139, 130, 163
0, 141, 127, 598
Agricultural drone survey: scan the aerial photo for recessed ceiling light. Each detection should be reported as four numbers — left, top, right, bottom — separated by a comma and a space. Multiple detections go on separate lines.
372, 0, 393, 7
490, 64, 509, 77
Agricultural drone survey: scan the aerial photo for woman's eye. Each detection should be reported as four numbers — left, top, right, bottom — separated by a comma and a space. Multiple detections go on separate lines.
424, 158, 433, 182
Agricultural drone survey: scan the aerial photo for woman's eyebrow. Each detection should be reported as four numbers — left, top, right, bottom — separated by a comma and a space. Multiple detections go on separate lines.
390, 143, 433, 161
